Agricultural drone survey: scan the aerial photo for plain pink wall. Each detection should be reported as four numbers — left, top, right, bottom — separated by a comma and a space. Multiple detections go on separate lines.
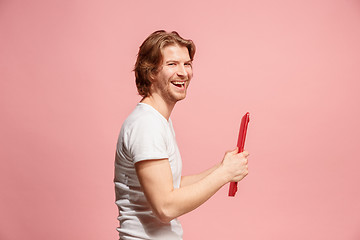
1, 0, 360, 239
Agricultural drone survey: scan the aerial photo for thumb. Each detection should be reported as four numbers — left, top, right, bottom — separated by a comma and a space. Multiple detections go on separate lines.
230, 147, 239, 154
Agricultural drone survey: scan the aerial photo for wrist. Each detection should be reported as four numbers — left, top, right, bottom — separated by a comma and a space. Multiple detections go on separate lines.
213, 165, 231, 185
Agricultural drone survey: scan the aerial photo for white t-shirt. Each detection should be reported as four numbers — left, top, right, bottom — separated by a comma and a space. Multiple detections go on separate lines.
114, 103, 183, 240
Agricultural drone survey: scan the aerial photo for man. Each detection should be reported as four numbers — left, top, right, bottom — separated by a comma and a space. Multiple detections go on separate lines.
114, 30, 249, 239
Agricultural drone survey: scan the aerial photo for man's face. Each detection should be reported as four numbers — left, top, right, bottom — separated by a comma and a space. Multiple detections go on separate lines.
150, 44, 193, 104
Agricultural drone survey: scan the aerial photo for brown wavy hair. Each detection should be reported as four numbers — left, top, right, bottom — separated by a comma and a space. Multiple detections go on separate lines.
134, 30, 196, 97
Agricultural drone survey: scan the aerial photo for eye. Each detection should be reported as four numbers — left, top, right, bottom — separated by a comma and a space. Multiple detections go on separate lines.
185, 62, 192, 67
167, 62, 176, 66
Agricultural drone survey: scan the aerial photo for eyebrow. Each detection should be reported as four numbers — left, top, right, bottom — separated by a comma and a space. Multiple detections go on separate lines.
165, 60, 192, 64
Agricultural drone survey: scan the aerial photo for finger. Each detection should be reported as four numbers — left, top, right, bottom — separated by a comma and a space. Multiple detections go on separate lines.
240, 150, 250, 157
230, 147, 239, 154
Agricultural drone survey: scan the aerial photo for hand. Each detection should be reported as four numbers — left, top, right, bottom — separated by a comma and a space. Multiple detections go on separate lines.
220, 147, 249, 182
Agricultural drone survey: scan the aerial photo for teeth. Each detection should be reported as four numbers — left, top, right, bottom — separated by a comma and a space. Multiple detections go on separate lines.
172, 81, 185, 85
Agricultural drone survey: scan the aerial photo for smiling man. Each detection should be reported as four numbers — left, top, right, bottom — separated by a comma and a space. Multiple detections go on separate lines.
114, 30, 249, 240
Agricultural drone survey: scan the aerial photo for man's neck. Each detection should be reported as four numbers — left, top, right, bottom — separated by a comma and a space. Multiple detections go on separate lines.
140, 94, 175, 121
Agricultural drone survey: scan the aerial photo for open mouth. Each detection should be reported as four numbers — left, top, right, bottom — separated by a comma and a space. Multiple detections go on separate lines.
171, 81, 186, 88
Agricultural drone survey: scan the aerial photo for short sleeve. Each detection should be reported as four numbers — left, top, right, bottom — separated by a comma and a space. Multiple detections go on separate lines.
125, 115, 169, 163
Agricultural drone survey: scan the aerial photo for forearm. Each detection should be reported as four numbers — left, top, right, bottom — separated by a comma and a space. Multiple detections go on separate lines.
161, 166, 229, 222
180, 163, 221, 187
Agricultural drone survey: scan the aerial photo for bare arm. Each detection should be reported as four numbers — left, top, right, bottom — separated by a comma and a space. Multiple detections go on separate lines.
135, 148, 249, 223
180, 163, 220, 187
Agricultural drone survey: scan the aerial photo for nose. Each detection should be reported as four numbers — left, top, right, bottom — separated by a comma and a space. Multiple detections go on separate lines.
177, 64, 188, 78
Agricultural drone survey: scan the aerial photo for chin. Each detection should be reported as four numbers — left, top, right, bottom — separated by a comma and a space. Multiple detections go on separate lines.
175, 93, 187, 102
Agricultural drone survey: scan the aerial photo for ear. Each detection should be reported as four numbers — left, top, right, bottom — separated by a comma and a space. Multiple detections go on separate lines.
149, 69, 158, 82
149, 72, 155, 81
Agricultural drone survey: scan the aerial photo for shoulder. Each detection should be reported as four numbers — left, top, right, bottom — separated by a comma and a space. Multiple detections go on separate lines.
122, 104, 168, 139
124, 105, 164, 130
120, 104, 171, 162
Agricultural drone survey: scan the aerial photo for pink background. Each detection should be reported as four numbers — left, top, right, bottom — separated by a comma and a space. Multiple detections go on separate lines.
1, 0, 360, 239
